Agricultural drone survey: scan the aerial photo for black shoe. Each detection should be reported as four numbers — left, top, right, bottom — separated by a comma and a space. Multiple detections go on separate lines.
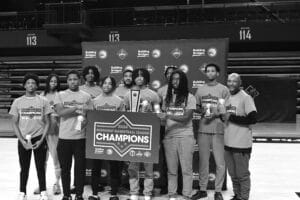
160, 187, 168, 195
230, 195, 241, 200
88, 195, 100, 200
191, 191, 207, 200
61, 196, 72, 200
214, 192, 223, 200
109, 196, 119, 200
75, 195, 84, 200
70, 186, 76, 194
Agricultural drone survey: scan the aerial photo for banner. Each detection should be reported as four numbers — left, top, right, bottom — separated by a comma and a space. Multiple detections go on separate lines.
82, 39, 228, 94
86, 110, 161, 163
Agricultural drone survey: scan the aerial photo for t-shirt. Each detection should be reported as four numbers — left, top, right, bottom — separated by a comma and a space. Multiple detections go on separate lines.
163, 93, 196, 138
79, 84, 102, 99
157, 84, 168, 103
123, 87, 160, 112
42, 92, 59, 135
195, 83, 230, 134
224, 90, 257, 149
9, 95, 52, 138
54, 89, 92, 140
93, 94, 123, 111
114, 85, 130, 99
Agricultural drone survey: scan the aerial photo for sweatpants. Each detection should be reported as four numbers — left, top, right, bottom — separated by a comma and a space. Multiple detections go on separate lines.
197, 133, 225, 192
57, 139, 85, 197
225, 150, 251, 200
91, 159, 123, 195
163, 136, 195, 198
128, 162, 154, 196
18, 135, 48, 194
46, 133, 61, 182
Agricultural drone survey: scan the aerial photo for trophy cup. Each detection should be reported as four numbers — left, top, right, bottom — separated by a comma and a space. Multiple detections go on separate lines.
25, 134, 32, 148
75, 115, 84, 131
130, 89, 141, 112
204, 103, 211, 117
141, 100, 149, 112
154, 103, 161, 113
218, 98, 226, 114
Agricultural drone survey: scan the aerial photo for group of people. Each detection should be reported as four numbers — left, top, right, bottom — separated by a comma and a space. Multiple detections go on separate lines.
10, 64, 257, 200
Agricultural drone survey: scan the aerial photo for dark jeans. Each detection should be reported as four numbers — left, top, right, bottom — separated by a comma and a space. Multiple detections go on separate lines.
18, 135, 47, 194
57, 139, 86, 197
91, 159, 123, 195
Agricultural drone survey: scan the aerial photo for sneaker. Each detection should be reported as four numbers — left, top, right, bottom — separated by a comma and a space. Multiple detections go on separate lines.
109, 196, 119, 200
169, 198, 176, 200
39, 191, 48, 200
18, 192, 27, 200
214, 192, 223, 200
144, 195, 152, 200
230, 195, 241, 200
70, 186, 76, 194
191, 191, 208, 200
75, 195, 84, 200
33, 187, 40, 195
61, 196, 72, 200
128, 195, 138, 200
53, 183, 62, 195
88, 195, 100, 200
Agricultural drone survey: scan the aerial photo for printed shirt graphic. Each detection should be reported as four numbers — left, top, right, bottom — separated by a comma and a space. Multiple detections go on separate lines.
224, 90, 257, 149
42, 92, 59, 135
163, 93, 196, 138
54, 89, 92, 140
93, 94, 123, 111
123, 87, 160, 112
9, 95, 52, 138
79, 84, 102, 99
195, 83, 230, 134
114, 85, 130, 99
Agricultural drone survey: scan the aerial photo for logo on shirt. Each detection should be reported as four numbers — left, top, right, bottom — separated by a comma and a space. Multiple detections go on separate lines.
63, 100, 84, 107
166, 106, 184, 116
226, 104, 237, 114
96, 103, 117, 111
202, 94, 219, 106
20, 106, 42, 120
94, 115, 152, 157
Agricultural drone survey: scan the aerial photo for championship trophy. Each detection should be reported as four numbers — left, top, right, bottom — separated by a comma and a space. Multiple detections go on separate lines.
204, 103, 211, 117
130, 89, 141, 112
25, 134, 32, 148
218, 98, 226, 114
75, 105, 85, 131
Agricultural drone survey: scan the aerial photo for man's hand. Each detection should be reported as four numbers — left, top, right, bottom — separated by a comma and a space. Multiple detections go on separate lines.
21, 140, 32, 150
32, 139, 44, 150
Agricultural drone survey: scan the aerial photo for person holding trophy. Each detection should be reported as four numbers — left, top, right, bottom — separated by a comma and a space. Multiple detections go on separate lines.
123, 68, 160, 200
10, 73, 51, 200
193, 63, 229, 200
158, 69, 196, 200
54, 70, 93, 200
89, 76, 124, 200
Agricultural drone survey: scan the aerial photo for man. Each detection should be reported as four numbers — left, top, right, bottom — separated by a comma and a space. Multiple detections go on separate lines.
222, 73, 257, 200
114, 69, 133, 99
159, 69, 196, 200
89, 76, 124, 200
193, 63, 229, 200
10, 73, 51, 200
54, 70, 93, 200
156, 66, 177, 195
80, 65, 102, 99
123, 68, 160, 200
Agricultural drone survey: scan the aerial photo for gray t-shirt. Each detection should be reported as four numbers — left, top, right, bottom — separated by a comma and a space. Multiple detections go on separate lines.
79, 84, 102, 99
195, 83, 230, 134
93, 94, 123, 111
9, 95, 52, 138
114, 85, 130, 99
54, 89, 92, 140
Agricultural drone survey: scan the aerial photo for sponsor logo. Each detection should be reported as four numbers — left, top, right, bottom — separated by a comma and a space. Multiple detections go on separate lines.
85, 51, 96, 59
192, 49, 205, 57
146, 64, 155, 73
98, 50, 107, 59
94, 115, 152, 157
117, 49, 128, 60
110, 66, 123, 74
179, 64, 189, 73
125, 65, 134, 71
20, 106, 42, 119
171, 48, 182, 59
152, 49, 161, 58
144, 151, 151, 158
226, 104, 237, 114
101, 169, 108, 177
207, 47, 217, 57
138, 50, 150, 58
107, 149, 113, 155
95, 148, 104, 154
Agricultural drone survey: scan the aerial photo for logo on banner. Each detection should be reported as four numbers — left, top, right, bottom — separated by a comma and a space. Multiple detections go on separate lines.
207, 47, 217, 57
110, 66, 123, 74
245, 85, 260, 99
146, 64, 155, 73
117, 49, 128, 60
98, 50, 107, 59
152, 49, 161, 58
192, 49, 206, 57
179, 64, 189, 73
93, 115, 152, 157
85, 51, 97, 59
171, 48, 182, 59
138, 50, 150, 58
125, 65, 134, 71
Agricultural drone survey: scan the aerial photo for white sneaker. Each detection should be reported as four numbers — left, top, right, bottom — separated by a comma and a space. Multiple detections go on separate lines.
130, 195, 138, 200
169, 198, 177, 200
18, 192, 27, 200
39, 191, 48, 200
52, 183, 62, 195
144, 196, 152, 200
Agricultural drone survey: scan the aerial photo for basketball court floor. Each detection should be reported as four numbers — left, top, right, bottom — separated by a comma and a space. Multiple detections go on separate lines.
1, 123, 300, 200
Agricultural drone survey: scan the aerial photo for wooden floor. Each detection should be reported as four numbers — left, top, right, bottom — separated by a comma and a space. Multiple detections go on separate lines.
0, 138, 300, 200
